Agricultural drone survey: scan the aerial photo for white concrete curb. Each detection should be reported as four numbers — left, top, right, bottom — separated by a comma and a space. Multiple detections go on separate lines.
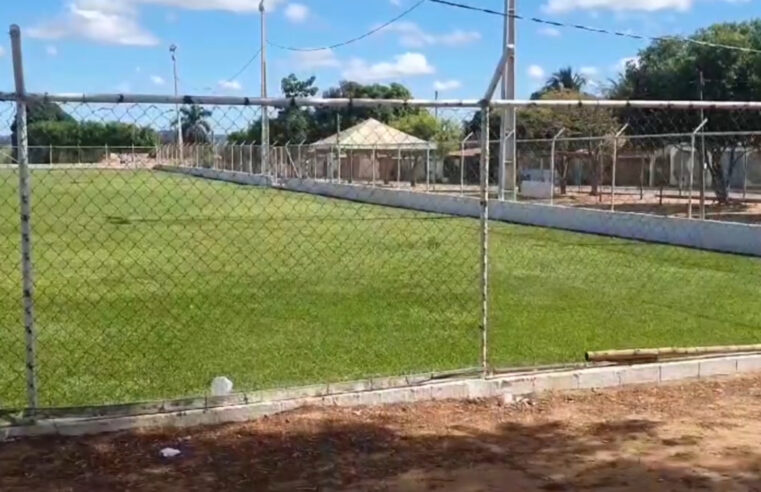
155, 166, 761, 257
4, 354, 761, 439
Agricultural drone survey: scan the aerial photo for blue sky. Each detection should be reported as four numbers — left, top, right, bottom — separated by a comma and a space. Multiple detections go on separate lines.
0, 0, 759, 99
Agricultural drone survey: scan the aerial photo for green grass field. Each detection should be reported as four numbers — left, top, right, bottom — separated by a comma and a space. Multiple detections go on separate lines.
0, 169, 759, 409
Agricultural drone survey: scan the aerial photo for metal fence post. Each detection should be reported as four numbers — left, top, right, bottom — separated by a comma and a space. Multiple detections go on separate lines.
425, 147, 430, 191
10, 24, 38, 410
479, 104, 490, 376
610, 124, 628, 211
689, 119, 708, 219
550, 128, 565, 206
743, 150, 749, 200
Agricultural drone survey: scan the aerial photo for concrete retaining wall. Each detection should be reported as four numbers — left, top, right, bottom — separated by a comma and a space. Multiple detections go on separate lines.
6, 354, 761, 438
157, 166, 761, 257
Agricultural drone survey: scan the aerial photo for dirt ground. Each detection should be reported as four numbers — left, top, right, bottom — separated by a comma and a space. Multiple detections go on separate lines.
555, 189, 761, 224
3, 374, 761, 491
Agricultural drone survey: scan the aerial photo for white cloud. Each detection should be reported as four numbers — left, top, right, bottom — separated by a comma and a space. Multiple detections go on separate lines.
218, 79, 243, 91
390, 0, 402, 5
284, 3, 308, 22
45, 45, 58, 56
528, 64, 545, 80
579, 66, 599, 76
29, 1, 159, 46
0, 46, 5, 58
293, 49, 341, 69
612, 56, 640, 71
342, 53, 435, 82
116, 81, 132, 92
433, 79, 462, 92
542, 0, 692, 13
135, 0, 286, 12
381, 22, 480, 48
150, 75, 166, 85
538, 26, 561, 37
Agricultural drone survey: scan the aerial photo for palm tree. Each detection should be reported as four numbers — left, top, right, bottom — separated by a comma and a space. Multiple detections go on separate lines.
545, 67, 587, 92
531, 67, 587, 99
177, 105, 212, 143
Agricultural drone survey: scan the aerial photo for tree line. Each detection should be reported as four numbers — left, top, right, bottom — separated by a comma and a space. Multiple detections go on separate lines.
10, 19, 761, 202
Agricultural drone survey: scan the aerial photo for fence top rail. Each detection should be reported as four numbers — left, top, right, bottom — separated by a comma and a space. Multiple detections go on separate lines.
3, 91, 761, 110
517, 130, 761, 144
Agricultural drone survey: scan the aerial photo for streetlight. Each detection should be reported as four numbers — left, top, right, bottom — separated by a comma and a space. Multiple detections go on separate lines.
170, 43, 183, 163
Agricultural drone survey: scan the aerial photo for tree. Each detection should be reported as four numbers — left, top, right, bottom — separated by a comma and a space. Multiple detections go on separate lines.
177, 105, 213, 144
463, 89, 618, 192
532, 67, 587, 100
312, 81, 421, 139
229, 76, 422, 145
391, 112, 462, 186
11, 101, 74, 160
610, 20, 761, 203
520, 89, 620, 195
230, 74, 319, 145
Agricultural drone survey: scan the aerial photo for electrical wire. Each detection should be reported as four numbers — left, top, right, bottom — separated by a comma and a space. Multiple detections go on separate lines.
224, 48, 262, 83
268, 0, 427, 52
429, 0, 761, 55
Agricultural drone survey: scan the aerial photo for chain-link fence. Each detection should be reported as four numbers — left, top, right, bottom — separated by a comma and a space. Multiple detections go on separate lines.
2, 29, 761, 416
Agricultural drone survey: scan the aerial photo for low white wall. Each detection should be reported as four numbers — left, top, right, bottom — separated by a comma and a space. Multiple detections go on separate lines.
157, 166, 761, 257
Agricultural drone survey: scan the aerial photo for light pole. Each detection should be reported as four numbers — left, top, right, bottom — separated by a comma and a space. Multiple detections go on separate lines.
170, 44, 183, 164
260, 0, 270, 176
498, 0, 516, 201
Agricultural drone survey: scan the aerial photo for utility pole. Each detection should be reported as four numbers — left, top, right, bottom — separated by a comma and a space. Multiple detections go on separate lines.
498, 0, 516, 201
170, 44, 183, 164
434, 90, 439, 120
260, 0, 270, 176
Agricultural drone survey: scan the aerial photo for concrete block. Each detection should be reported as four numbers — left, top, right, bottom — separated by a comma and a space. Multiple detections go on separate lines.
699, 358, 737, 378
327, 380, 373, 395
498, 377, 535, 395
533, 373, 578, 393
408, 385, 433, 402
330, 392, 364, 407
430, 382, 469, 400
737, 355, 761, 373
576, 368, 621, 389
465, 380, 495, 399
377, 388, 411, 405
660, 361, 699, 382
618, 365, 661, 386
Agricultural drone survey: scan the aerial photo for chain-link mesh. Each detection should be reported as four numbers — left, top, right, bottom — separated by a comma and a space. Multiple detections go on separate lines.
0, 100, 24, 408
488, 103, 761, 369
2, 95, 761, 411
1, 100, 484, 409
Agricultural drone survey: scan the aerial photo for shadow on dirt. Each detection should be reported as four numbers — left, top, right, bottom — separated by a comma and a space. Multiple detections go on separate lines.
2, 401, 760, 491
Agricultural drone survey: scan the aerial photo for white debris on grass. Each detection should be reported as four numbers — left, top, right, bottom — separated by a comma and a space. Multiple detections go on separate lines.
210, 376, 234, 397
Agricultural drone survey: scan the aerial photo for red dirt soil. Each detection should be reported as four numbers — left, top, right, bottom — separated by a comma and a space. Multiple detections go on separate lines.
3, 374, 761, 491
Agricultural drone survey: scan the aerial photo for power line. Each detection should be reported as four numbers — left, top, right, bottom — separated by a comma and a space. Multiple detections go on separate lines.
429, 0, 761, 55
268, 0, 427, 52
225, 48, 262, 82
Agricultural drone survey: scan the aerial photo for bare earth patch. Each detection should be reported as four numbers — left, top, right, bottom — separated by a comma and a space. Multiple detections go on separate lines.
3, 374, 761, 491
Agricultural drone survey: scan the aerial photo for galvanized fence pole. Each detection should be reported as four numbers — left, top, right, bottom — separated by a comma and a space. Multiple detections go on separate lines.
689, 119, 708, 219
743, 150, 749, 200
479, 104, 490, 375
550, 128, 565, 206
10, 24, 38, 410
610, 124, 628, 212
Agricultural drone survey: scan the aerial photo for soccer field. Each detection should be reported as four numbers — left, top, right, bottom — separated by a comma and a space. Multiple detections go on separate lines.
0, 169, 759, 409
